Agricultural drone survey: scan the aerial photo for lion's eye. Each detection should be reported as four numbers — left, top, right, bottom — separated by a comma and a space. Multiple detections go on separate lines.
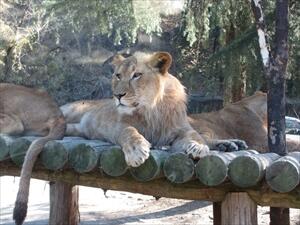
115, 73, 121, 80
132, 72, 142, 79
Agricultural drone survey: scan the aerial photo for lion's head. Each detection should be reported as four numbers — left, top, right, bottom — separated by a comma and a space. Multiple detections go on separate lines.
111, 52, 177, 114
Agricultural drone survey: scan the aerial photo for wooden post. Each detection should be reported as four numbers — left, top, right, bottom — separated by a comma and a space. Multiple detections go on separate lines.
213, 202, 222, 225
221, 193, 257, 225
49, 181, 79, 225
270, 207, 290, 225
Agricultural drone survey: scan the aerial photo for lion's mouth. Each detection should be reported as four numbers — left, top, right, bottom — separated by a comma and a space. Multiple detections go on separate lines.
116, 99, 139, 108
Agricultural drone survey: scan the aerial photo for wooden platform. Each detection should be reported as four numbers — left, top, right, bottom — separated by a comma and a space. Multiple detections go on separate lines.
1, 135, 299, 225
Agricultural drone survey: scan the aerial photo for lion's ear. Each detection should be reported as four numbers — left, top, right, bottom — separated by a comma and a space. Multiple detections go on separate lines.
150, 52, 172, 75
111, 54, 125, 67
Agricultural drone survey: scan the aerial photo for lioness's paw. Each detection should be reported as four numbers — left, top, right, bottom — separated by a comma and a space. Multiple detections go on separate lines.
123, 137, 151, 167
185, 141, 210, 159
229, 139, 248, 150
216, 139, 248, 152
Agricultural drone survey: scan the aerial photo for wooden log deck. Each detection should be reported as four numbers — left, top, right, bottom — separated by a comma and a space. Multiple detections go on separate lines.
0, 135, 299, 225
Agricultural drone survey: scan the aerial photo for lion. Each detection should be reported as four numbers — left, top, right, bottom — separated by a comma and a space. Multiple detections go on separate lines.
0, 83, 66, 225
190, 91, 300, 152
62, 52, 247, 167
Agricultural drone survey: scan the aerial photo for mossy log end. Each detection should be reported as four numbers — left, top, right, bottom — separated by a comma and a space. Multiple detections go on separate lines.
228, 153, 281, 188
8, 137, 34, 166
0, 161, 299, 209
130, 150, 170, 182
99, 147, 128, 177
266, 152, 300, 193
42, 141, 69, 171
163, 152, 195, 183
195, 150, 257, 186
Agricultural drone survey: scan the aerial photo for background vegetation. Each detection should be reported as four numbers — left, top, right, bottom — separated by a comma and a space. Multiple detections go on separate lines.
0, 0, 299, 115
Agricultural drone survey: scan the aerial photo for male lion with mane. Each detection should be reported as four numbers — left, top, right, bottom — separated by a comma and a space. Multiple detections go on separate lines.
0, 83, 66, 225
62, 52, 246, 167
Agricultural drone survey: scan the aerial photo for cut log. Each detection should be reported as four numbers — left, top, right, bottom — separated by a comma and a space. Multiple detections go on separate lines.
163, 152, 195, 183
228, 153, 280, 187
69, 140, 110, 173
195, 150, 257, 186
266, 152, 300, 193
100, 147, 128, 176
221, 192, 257, 225
9, 137, 33, 166
41, 137, 92, 171
130, 150, 169, 182
0, 134, 14, 161
42, 141, 69, 170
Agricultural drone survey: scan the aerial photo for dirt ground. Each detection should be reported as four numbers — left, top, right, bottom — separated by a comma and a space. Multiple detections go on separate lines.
0, 176, 299, 225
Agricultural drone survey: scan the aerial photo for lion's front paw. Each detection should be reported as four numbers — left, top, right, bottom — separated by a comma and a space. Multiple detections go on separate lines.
185, 141, 210, 159
122, 137, 151, 167
216, 139, 248, 152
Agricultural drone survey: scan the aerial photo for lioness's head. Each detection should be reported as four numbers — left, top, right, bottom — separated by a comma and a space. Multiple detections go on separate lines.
111, 52, 172, 114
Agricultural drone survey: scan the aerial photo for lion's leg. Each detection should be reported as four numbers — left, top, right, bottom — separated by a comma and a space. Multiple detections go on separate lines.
116, 126, 151, 167
0, 113, 24, 135
171, 128, 209, 159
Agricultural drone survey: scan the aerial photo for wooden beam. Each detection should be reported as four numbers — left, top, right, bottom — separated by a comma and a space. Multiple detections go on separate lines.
1, 161, 299, 209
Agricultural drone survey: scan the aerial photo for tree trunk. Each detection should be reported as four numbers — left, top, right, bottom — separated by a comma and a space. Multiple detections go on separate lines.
250, 0, 289, 224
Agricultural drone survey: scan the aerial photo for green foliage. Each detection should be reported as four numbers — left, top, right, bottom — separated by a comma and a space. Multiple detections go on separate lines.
178, 0, 299, 101
44, 0, 162, 45
0, 0, 299, 105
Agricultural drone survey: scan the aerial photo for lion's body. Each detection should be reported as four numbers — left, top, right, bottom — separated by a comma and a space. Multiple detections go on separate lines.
190, 91, 299, 152
0, 83, 66, 225
63, 52, 209, 167
190, 92, 268, 151
64, 90, 299, 153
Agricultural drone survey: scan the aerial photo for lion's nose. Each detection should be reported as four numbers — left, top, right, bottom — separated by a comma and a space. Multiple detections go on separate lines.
114, 93, 126, 100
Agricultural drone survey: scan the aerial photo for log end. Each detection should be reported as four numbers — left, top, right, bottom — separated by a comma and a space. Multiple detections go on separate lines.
195, 155, 228, 186
163, 152, 194, 184
100, 147, 128, 177
42, 141, 68, 170
228, 155, 262, 187
9, 138, 31, 166
69, 144, 99, 173
266, 160, 300, 193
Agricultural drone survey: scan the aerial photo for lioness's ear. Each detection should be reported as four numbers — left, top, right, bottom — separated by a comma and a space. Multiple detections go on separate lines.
111, 54, 125, 67
150, 52, 172, 75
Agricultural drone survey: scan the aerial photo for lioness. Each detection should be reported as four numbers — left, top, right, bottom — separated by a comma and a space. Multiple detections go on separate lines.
63, 52, 214, 167
0, 83, 66, 225
190, 91, 299, 152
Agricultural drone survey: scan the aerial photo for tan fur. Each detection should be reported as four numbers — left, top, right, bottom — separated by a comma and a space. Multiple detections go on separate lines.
0, 83, 66, 225
190, 91, 299, 152
63, 52, 209, 167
